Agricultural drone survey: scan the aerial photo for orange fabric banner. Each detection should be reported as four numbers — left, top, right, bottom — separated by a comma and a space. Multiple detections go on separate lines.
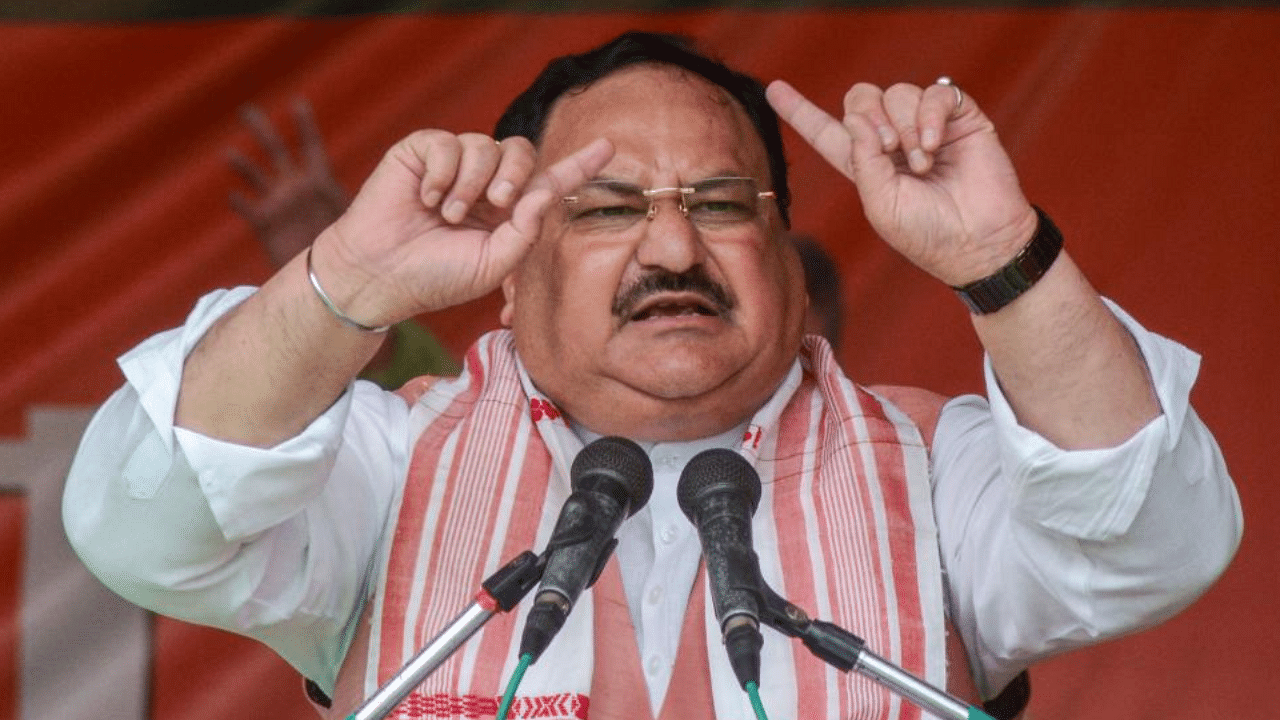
2, 9, 1276, 720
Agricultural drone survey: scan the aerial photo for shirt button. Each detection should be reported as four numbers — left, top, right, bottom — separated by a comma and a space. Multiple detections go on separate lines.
646, 655, 663, 676
659, 525, 677, 544
647, 585, 664, 605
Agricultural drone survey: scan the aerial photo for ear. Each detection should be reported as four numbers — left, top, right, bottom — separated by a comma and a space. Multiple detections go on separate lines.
499, 272, 518, 327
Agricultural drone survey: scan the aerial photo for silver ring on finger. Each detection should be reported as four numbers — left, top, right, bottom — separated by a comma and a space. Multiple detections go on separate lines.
934, 76, 964, 114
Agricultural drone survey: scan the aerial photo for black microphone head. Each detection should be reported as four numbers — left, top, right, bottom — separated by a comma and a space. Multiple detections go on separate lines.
676, 447, 766, 690
676, 447, 761, 521
570, 436, 653, 518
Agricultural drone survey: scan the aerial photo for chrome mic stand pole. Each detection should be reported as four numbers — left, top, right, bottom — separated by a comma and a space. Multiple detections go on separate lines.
345, 551, 545, 720
761, 585, 997, 720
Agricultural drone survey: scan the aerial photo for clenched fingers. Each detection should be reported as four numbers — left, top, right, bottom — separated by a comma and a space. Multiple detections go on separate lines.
489, 136, 537, 208
438, 132, 505, 223
847, 80, 970, 174
919, 81, 963, 151
881, 83, 930, 173
843, 82, 898, 152
467, 138, 613, 293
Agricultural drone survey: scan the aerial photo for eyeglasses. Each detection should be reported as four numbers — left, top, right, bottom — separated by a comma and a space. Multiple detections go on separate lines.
560, 177, 777, 233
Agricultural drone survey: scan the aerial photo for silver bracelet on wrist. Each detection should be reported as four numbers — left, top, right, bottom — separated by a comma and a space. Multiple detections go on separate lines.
305, 246, 391, 333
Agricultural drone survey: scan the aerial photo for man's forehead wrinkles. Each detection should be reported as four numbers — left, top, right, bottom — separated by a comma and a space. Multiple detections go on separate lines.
533, 65, 770, 194
542, 66, 747, 127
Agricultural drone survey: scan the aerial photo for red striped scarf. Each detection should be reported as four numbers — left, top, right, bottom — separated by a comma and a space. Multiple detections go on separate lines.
361, 330, 944, 720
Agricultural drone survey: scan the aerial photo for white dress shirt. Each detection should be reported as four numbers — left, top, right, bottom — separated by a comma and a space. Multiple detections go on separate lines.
63, 286, 1242, 703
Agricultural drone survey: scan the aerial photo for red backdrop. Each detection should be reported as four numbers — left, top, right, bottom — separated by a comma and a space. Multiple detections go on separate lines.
2, 8, 1276, 720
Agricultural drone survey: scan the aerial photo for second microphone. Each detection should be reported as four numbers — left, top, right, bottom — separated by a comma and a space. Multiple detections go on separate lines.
678, 447, 766, 690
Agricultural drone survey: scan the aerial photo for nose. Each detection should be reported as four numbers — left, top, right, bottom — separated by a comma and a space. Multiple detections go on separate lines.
634, 195, 704, 273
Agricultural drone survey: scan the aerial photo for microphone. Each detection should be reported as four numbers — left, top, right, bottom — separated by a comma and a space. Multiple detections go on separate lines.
677, 448, 765, 689
518, 436, 653, 662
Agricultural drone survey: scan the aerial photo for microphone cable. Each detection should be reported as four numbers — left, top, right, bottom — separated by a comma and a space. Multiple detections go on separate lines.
746, 680, 769, 720
494, 652, 534, 720
492, 660, 772, 720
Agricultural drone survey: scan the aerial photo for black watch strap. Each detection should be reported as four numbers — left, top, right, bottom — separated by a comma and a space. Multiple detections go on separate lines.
952, 206, 1064, 315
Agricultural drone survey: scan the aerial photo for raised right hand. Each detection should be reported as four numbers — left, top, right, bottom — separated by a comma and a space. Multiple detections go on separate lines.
307, 130, 615, 329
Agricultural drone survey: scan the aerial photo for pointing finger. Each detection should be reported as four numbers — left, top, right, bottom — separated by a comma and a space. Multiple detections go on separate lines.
512, 138, 614, 239
766, 79, 854, 180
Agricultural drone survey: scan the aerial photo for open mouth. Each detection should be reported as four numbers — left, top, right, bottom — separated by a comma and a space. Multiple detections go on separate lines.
631, 293, 722, 321
612, 269, 734, 323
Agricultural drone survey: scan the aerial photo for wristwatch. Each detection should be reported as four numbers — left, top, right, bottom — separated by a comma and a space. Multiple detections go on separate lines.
951, 206, 1064, 315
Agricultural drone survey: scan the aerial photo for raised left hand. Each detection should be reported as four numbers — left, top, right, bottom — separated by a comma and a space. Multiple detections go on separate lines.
766, 78, 1037, 286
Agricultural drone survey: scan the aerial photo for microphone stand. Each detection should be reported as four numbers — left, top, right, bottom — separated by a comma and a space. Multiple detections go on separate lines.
345, 551, 546, 720
759, 584, 997, 720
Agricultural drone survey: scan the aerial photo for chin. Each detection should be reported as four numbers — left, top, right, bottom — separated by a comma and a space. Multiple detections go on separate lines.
634, 375, 729, 401
617, 342, 739, 393
559, 348, 786, 442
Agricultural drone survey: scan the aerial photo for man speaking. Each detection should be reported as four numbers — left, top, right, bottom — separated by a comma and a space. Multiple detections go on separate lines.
63, 31, 1240, 720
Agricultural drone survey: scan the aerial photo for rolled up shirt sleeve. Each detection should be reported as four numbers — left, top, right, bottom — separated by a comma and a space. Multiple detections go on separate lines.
932, 299, 1242, 698
62, 287, 409, 693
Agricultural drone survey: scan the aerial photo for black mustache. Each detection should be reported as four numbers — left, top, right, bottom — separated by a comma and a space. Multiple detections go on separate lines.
612, 267, 734, 320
